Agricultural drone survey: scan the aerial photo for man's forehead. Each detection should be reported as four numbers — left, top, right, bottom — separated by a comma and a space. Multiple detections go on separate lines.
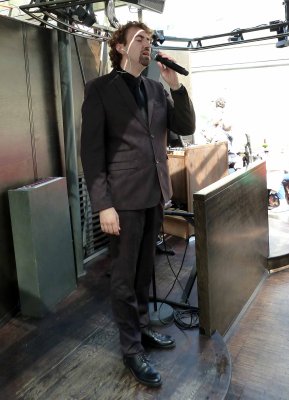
126, 27, 151, 41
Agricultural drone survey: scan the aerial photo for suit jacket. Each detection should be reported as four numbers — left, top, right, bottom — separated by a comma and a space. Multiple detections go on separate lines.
81, 69, 195, 212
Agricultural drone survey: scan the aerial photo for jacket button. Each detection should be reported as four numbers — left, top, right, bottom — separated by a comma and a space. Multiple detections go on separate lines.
150, 134, 155, 139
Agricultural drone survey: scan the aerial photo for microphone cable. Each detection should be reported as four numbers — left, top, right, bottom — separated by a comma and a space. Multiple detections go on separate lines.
154, 227, 199, 330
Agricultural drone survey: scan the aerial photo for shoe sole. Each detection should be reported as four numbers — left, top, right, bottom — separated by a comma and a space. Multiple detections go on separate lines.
127, 366, 162, 388
142, 340, 176, 349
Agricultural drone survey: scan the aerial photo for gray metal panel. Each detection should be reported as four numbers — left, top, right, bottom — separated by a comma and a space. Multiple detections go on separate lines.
0, 16, 36, 321
8, 177, 76, 317
0, 19, 35, 182
72, 36, 103, 174
22, 24, 65, 179
79, 175, 109, 260
0, 16, 65, 321
0, 15, 104, 322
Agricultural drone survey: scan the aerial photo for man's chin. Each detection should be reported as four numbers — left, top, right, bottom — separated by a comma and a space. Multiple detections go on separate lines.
140, 56, 151, 67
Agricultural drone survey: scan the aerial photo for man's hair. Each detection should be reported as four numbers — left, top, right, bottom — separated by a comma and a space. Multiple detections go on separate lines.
108, 21, 152, 69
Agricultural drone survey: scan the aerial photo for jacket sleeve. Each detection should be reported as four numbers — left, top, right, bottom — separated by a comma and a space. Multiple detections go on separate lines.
80, 81, 112, 212
167, 84, 196, 136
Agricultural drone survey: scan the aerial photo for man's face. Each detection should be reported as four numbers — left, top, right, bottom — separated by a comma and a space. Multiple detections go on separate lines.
121, 27, 152, 69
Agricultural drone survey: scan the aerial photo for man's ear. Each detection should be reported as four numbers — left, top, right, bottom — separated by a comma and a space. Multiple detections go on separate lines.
116, 43, 124, 54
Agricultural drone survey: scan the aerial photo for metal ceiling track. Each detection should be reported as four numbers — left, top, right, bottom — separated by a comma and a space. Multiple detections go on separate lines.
19, 0, 289, 49
152, 22, 289, 52
19, 0, 116, 40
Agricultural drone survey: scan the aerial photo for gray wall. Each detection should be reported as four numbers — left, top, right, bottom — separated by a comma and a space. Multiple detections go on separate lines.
0, 15, 101, 323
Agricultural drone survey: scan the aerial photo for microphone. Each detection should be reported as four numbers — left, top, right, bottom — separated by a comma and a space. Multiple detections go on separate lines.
151, 51, 189, 76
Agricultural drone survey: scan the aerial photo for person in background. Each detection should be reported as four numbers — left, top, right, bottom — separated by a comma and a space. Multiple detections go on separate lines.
80, 21, 195, 387
199, 97, 251, 171
208, 97, 233, 147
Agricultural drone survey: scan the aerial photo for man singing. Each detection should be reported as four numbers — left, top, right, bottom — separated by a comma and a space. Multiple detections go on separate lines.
81, 21, 195, 387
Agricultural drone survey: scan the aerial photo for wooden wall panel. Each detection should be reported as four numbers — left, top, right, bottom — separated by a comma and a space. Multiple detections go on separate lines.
194, 160, 269, 336
185, 142, 229, 211
164, 142, 228, 238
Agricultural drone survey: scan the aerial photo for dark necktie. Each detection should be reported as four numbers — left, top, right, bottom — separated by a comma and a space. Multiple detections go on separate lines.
134, 81, 148, 120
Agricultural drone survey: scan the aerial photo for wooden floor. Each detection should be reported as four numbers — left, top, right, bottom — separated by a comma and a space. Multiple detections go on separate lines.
225, 267, 289, 400
1, 209, 289, 400
0, 236, 230, 400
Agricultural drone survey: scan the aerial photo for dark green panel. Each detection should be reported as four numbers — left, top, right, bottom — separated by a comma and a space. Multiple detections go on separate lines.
8, 178, 76, 318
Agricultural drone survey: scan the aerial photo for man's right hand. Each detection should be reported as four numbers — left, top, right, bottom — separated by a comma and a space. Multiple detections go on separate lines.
99, 207, 120, 236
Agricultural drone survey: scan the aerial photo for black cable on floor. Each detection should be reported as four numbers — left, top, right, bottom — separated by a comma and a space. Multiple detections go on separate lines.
152, 228, 199, 330
173, 309, 199, 329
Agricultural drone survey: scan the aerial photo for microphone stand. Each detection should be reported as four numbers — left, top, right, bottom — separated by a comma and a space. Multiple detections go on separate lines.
149, 209, 198, 326
164, 210, 197, 304
149, 263, 174, 326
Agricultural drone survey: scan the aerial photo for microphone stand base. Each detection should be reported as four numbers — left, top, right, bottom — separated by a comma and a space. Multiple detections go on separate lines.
148, 301, 174, 326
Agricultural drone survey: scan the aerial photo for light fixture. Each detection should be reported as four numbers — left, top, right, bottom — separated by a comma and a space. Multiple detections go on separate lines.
270, 20, 289, 48
70, 4, 96, 27
152, 30, 165, 46
228, 29, 244, 42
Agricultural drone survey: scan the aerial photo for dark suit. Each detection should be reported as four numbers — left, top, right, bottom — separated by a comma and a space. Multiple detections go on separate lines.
81, 69, 195, 356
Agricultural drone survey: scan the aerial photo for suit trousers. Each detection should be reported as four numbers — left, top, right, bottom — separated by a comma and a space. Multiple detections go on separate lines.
109, 205, 163, 356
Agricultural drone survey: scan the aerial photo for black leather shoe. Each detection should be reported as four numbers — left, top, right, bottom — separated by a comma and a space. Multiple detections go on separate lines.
123, 353, 162, 387
141, 328, 176, 349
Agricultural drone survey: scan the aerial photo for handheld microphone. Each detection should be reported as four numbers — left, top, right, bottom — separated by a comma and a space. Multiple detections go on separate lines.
151, 51, 189, 76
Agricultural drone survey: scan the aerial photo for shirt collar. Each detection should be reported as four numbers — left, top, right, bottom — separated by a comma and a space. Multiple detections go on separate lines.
117, 68, 143, 88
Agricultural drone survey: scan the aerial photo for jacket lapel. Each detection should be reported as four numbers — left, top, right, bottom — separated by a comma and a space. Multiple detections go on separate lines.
143, 78, 154, 128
